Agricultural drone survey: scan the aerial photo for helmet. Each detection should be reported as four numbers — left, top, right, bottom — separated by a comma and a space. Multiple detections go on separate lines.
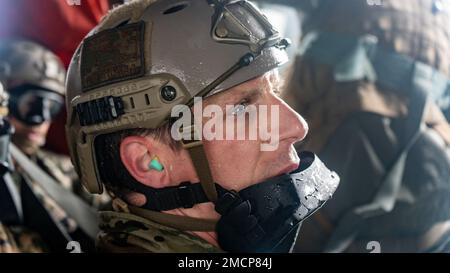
65, 0, 290, 194
0, 40, 66, 126
0, 40, 66, 95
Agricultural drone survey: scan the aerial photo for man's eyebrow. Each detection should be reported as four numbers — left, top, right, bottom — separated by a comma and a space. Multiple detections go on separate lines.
273, 87, 281, 96
211, 86, 263, 107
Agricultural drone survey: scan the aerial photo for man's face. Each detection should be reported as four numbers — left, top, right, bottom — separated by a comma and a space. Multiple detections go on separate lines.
120, 71, 309, 220
7, 86, 64, 155
9, 117, 51, 155
199, 71, 308, 191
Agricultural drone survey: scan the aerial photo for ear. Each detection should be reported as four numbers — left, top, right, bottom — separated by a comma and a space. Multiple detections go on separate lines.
120, 135, 170, 188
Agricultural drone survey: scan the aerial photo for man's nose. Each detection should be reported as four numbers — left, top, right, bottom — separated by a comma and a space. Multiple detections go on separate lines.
276, 96, 309, 144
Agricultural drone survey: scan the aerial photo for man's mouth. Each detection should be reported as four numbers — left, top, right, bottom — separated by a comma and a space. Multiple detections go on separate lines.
274, 146, 301, 176
277, 162, 300, 176
26, 131, 44, 142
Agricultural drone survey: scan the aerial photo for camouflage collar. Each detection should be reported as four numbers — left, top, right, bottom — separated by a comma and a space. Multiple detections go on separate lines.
98, 210, 223, 253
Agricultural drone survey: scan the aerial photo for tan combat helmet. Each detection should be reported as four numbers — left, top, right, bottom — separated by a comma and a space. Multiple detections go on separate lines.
65, 0, 290, 200
0, 40, 66, 95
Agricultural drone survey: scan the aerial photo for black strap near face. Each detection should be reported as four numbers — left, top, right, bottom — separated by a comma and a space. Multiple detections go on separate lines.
123, 179, 231, 212
214, 176, 301, 252
125, 181, 209, 211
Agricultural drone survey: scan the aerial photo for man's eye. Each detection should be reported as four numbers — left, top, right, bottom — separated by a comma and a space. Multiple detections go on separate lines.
273, 88, 281, 97
231, 99, 250, 116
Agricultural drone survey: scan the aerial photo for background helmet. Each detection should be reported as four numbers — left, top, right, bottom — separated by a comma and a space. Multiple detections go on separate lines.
0, 40, 66, 95
0, 40, 66, 125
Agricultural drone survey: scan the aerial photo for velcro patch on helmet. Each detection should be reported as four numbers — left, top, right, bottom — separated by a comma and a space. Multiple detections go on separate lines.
81, 21, 146, 92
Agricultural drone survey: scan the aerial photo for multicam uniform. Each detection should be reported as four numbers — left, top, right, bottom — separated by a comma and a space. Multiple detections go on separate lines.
96, 200, 222, 253
0, 224, 47, 253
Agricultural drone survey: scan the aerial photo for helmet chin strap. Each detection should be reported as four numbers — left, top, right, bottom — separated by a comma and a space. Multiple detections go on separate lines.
115, 134, 224, 232
175, 52, 262, 204
112, 198, 218, 232
181, 133, 218, 203
116, 51, 264, 230
114, 138, 232, 232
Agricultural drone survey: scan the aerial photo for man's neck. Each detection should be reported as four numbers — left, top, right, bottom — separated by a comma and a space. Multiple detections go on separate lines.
170, 205, 220, 247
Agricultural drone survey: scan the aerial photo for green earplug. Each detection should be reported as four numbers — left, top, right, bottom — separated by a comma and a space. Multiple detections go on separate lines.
149, 156, 164, 172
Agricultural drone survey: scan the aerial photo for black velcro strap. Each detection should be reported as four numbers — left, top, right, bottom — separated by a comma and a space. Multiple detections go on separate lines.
128, 181, 210, 211
214, 190, 242, 215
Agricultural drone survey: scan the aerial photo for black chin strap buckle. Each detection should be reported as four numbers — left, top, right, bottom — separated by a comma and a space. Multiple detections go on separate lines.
214, 189, 242, 215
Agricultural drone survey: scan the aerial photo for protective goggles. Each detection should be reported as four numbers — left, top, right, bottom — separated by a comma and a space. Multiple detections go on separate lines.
8, 85, 64, 126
